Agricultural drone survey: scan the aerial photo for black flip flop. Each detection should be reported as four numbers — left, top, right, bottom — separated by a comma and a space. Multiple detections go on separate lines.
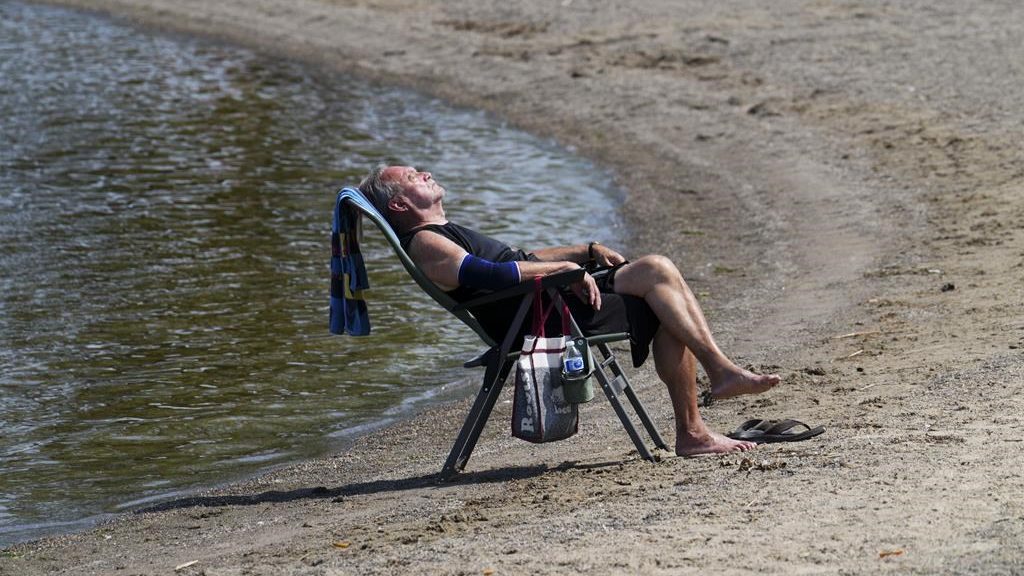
727, 418, 825, 443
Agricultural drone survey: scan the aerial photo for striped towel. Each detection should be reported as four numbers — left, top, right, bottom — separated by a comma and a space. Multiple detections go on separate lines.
330, 188, 375, 336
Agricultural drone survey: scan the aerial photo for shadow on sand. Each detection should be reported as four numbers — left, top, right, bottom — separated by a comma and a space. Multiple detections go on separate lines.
138, 459, 624, 514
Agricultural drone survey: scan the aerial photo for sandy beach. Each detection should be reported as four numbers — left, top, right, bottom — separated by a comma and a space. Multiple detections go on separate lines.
4, 0, 1024, 574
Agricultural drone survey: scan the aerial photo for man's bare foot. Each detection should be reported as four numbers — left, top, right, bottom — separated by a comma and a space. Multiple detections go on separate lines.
676, 430, 757, 457
709, 366, 780, 399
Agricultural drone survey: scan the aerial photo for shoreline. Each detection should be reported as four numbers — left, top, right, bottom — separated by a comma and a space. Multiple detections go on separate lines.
2, 1, 635, 549
6, 0, 1024, 574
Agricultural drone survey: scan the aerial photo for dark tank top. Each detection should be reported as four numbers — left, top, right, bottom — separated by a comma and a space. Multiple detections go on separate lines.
400, 222, 527, 263
400, 221, 532, 340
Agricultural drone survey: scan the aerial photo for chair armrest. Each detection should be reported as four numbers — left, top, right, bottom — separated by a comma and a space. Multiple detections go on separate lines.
452, 268, 585, 311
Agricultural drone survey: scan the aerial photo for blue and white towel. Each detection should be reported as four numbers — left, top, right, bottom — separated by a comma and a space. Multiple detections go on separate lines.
329, 187, 376, 336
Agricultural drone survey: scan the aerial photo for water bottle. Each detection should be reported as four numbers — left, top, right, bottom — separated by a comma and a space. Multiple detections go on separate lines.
563, 339, 585, 377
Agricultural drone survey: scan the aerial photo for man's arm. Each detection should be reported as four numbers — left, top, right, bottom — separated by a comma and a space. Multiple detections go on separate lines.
515, 259, 584, 279
530, 245, 587, 263
408, 232, 580, 289
517, 259, 603, 310
531, 242, 626, 268
406, 232, 469, 292
407, 232, 603, 309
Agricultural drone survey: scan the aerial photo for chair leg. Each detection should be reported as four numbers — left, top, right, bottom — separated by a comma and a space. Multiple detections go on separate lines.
440, 354, 512, 479
591, 362, 655, 461
621, 385, 670, 452
561, 306, 665, 461
597, 343, 670, 452
441, 291, 534, 479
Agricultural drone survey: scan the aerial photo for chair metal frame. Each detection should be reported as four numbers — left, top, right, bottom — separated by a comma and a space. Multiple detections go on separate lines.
337, 187, 668, 478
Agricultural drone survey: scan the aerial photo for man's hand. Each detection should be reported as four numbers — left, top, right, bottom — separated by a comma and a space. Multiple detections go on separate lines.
592, 243, 626, 267
571, 271, 602, 310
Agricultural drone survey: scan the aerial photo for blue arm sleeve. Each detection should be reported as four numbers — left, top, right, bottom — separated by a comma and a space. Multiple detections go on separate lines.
458, 255, 521, 290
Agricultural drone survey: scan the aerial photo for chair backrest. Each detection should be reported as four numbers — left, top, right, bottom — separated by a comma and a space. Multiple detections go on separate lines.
336, 187, 498, 347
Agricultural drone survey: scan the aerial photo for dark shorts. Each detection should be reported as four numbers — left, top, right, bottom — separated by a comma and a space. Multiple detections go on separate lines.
471, 264, 661, 368
563, 263, 660, 367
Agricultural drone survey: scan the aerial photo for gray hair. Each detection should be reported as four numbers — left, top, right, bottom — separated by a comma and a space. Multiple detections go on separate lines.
358, 164, 404, 221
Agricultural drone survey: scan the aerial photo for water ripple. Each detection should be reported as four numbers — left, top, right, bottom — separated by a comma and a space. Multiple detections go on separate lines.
0, 1, 624, 545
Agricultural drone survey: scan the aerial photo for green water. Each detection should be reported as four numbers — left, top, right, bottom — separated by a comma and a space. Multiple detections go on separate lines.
0, 1, 624, 545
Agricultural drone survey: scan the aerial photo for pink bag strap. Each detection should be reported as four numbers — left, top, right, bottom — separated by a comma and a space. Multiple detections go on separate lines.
530, 276, 559, 337
560, 298, 571, 336
529, 276, 573, 338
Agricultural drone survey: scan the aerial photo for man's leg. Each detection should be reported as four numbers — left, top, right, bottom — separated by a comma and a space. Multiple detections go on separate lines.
612, 255, 780, 398
652, 329, 756, 455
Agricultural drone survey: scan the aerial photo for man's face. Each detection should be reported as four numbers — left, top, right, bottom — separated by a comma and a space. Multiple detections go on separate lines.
382, 165, 446, 210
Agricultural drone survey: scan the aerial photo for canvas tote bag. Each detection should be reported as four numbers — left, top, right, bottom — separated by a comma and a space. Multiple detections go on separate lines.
511, 278, 579, 443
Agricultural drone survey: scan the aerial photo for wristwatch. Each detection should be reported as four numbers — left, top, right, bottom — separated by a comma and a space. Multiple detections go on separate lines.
587, 241, 600, 265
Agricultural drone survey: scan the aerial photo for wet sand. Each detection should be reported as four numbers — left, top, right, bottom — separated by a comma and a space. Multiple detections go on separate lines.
6, 0, 1024, 574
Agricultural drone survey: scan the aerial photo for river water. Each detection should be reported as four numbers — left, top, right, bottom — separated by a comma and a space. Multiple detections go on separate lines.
0, 2, 624, 546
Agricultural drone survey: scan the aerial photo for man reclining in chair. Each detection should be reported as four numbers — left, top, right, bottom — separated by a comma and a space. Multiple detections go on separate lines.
359, 165, 781, 456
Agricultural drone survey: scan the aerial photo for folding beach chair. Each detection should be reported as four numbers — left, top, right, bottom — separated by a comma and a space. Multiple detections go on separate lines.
334, 187, 668, 478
